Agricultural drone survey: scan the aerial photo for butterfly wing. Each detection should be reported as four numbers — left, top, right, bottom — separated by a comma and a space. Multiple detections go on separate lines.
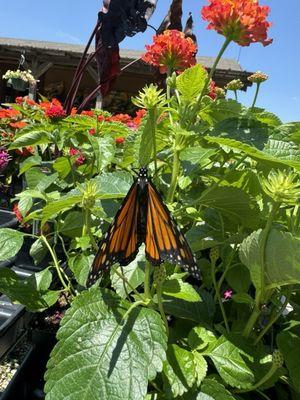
87, 180, 141, 287
146, 181, 200, 280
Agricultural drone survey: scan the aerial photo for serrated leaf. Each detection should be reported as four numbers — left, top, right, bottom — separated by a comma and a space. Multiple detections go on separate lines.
177, 64, 208, 100
277, 332, 300, 392
183, 378, 235, 400
211, 117, 271, 150
162, 344, 197, 398
193, 353, 208, 386
42, 195, 82, 225
198, 186, 259, 230
19, 155, 42, 175
30, 238, 48, 265
53, 157, 72, 179
205, 136, 300, 170
163, 279, 201, 302
92, 171, 132, 199
89, 136, 115, 172
60, 211, 84, 238
45, 289, 167, 400
264, 137, 300, 162
68, 254, 92, 286
9, 130, 52, 148
111, 249, 146, 298
240, 229, 300, 290
188, 326, 217, 351
209, 336, 255, 389
0, 228, 24, 261
180, 147, 216, 166
0, 268, 59, 311
139, 112, 155, 167
225, 264, 251, 293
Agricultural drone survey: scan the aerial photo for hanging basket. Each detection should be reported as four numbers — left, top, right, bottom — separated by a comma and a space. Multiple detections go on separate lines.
7, 78, 28, 92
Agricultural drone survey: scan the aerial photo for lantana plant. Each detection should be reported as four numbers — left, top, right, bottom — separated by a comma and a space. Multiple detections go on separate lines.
0, 1, 299, 399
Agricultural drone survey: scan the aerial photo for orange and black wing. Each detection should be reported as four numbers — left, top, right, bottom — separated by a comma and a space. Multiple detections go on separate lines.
146, 182, 200, 280
87, 181, 141, 287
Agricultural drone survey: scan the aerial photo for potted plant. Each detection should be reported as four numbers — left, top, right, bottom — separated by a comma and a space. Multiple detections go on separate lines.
2, 69, 37, 92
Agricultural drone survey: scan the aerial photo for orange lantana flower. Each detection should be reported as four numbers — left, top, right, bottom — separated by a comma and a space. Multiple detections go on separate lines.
201, 0, 272, 46
142, 30, 197, 74
10, 121, 27, 129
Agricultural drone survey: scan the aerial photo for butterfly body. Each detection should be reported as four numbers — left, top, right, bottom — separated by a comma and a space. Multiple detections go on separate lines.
87, 167, 200, 287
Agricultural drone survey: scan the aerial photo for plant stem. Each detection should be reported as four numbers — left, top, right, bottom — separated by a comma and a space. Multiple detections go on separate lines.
41, 234, 70, 292
235, 362, 279, 393
196, 37, 231, 109
254, 293, 291, 345
211, 258, 230, 333
156, 283, 169, 336
166, 148, 180, 204
234, 90, 238, 101
84, 207, 98, 252
149, 109, 158, 175
113, 268, 145, 302
243, 203, 280, 338
144, 261, 152, 300
257, 202, 280, 307
251, 83, 261, 109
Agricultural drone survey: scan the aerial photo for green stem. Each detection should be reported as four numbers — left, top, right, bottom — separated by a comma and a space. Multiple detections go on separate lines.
84, 207, 98, 252
257, 202, 281, 307
196, 37, 231, 110
242, 305, 261, 339
235, 362, 278, 393
254, 292, 291, 345
114, 268, 145, 302
149, 109, 158, 175
234, 90, 238, 101
211, 259, 230, 333
157, 283, 169, 336
166, 148, 180, 204
144, 261, 152, 300
41, 235, 70, 292
251, 83, 261, 109
122, 299, 149, 322
243, 203, 280, 338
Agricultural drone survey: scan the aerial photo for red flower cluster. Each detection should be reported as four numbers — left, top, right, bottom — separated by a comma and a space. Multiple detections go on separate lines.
69, 148, 85, 166
15, 146, 34, 157
142, 30, 197, 74
15, 96, 37, 106
10, 121, 27, 129
115, 137, 125, 145
201, 0, 272, 46
13, 202, 23, 223
41, 99, 66, 120
0, 109, 21, 119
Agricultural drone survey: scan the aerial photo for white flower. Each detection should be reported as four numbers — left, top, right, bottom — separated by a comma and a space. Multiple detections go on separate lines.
2, 69, 38, 84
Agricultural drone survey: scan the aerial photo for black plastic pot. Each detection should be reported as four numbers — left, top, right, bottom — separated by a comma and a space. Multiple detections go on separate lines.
0, 296, 30, 360
0, 209, 18, 229
0, 340, 34, 400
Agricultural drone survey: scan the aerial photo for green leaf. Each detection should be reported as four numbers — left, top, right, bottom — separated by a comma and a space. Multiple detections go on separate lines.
9, 130, 52, 149
162, 282, 214, 324
89, 136, 115, 172
0, 228, 24, 261
162, 344, 197, 398
30, 238, 48, 265
139, 112, 155, 167
60, 211, 84, 238
92, 171, 132, 199
18, 194, 33, 217
45, 289, 167, 400
188, 326, 217, 352
42, 195, 82, 225
225, 264, 251, 293
176, 64, 208, 100
180, 147, 217, 166
209, 336, 255, 389
205, 136, 300, 170
19, 155, 42, 175
184, 378, 236, 400
68, 254, 92, 287
240, 229, 300, 290
211, 117, 271, 150
250, 108, 282, 127
201, 99, 243, 125
53, 157, 72, 179
0, 268, 59, 311
111, 249, 145, 298
25, 167, 45, 189
198, 186, 259, 230
232, 293, 254, 306
277, 332, 300, 392
264, 137, 300, 162
193, 353, 208, 387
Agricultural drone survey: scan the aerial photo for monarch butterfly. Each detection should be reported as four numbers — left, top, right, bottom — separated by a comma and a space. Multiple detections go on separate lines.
87, 167, 200, 287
